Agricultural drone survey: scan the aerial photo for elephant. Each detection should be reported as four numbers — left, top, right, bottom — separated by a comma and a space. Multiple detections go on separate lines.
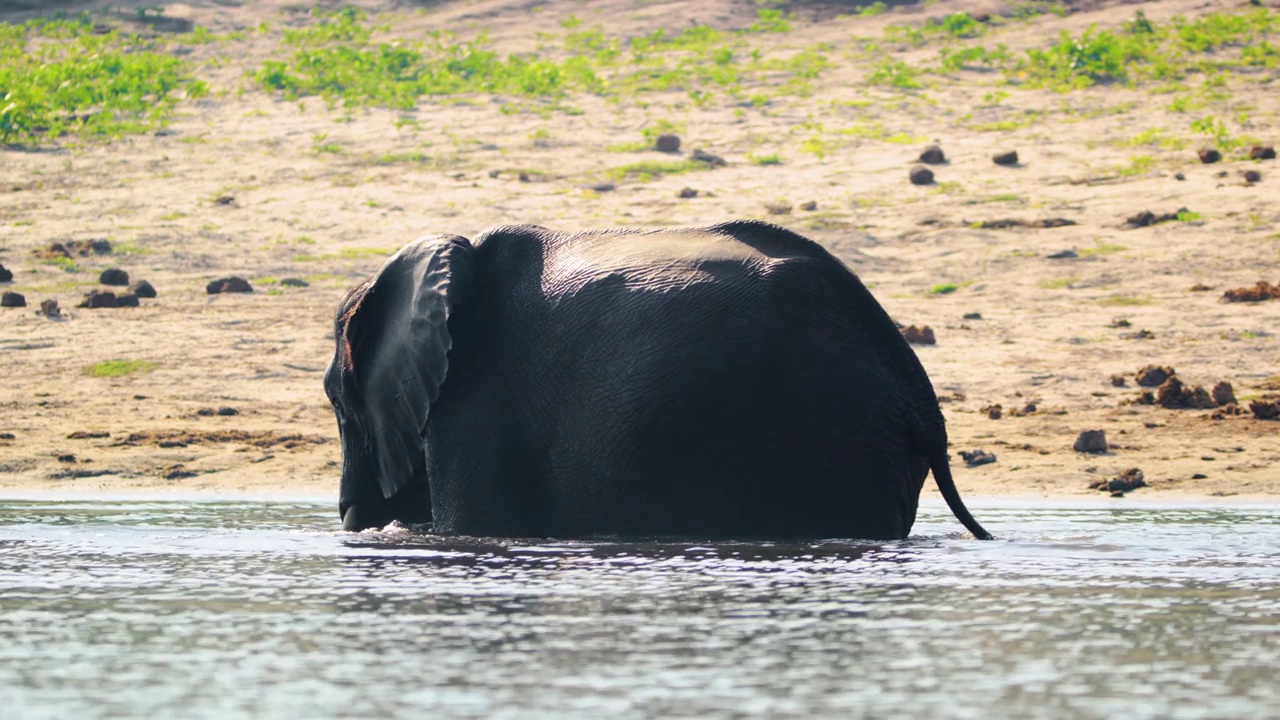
325, 220, 991, 541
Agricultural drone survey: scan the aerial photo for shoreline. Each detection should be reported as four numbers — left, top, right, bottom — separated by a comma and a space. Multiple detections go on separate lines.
2, 486, 1277, 510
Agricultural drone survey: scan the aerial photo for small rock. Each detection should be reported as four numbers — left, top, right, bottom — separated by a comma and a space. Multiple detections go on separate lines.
992, 150, 1018, 166
1073, 430, 1108, 454
1, 291, 26, 308
57, 454, 76, 463
1189, 283, 1213, 292
1109, 318, 1131, 328
590, 182, 616, 193
115, 293, 140, 307
154, 128, 178, 137
958, 449, 997, 467
78, 290, 117, 309
216, 406, 239, 416
982, 404, 1003, 420
280, 278, 309, 288
764, 202, 792, 215
1174, 172, 1186, 181
909, 166, 934, 186
214, 195, 235, 205
128, 280, 157, 298
1250, 145, 1276, 160
1046, 249, 1078, 259
40, 299, 61, 319
654, 134, 681, 153
1110, 374, 1127, 387
518, 172, 532, 183
691, 149, 726, 166
1136, 365, 1175, 387
99, 268, 129, 286
1212, 382, 1236, 407
918, 145, 946, 164
799, 201, 818, 211
678, 187, 698, 199
0, 433, 15, 440
962, 312, 982, 320
1123, 329, 1155, 340
901, 325, 936, 345
1244, 169, 1261, 184
1198, 148, 1222, 164
0, 264, 12, 282
206, 276, 253, 294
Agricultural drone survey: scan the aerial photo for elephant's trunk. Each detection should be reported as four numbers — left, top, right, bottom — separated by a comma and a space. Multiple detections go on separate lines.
929, 446, 993, 540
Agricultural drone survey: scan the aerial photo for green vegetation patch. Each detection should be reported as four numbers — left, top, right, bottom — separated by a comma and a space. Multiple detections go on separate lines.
84, 359, 158, 378
605, 159, 707, 182
0, 16, 208, 144
255, 8, 831, 114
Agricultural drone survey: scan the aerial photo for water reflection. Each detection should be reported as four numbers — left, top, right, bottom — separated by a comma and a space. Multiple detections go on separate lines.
0, 501, 1277, 719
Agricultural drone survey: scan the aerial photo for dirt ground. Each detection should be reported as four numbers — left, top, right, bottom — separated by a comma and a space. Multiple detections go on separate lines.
1, 0, 1278, 508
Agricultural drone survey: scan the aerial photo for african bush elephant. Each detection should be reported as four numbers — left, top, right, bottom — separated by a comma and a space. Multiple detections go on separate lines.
325, 220, 991, 540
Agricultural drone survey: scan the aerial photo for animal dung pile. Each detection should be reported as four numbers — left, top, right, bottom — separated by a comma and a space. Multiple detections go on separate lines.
1073, 430, 1108, 454
1124, 209, 1187, 228
78, 273, 158, 309
992, 150, 1019, 166
690, 148, 726, 167
958, 449, 996, 467
918, 145, 946, 164
99, 268, 129, 286
900, 325, 935, 345
1090, 468, 1147, 496
34, 239, 112, 259
1130, 365, 1239, 411
1222, 281, 1280, 302
78, 290, 140, 308
1251, 400, 1280, 420
653, 134, 681, 153
1135, 364, 1174, 387
909, 166, 934, 185
206, 276, 253, 294
129, 280, 157, 298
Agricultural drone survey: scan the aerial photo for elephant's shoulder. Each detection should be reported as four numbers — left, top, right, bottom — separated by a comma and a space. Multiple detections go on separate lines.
703, 220, 833, 262
471, 224, 559, 252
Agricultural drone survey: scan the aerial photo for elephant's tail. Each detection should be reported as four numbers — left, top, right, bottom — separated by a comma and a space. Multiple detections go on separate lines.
928, 446, 993, 540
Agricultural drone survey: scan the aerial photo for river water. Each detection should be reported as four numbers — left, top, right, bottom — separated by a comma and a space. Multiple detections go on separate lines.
0, 499, 1277, 719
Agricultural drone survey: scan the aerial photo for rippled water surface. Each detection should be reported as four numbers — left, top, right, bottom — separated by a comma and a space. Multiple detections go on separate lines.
1, 500, 1278, 719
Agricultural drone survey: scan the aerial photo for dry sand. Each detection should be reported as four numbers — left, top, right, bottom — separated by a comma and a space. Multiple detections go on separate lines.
1, 0, 1278, 509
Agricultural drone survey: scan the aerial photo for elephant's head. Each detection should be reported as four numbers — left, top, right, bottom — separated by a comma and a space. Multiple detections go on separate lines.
324, 234, 473, 531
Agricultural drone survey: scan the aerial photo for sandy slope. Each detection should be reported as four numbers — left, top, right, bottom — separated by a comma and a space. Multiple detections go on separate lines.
1, 0, 1278, 507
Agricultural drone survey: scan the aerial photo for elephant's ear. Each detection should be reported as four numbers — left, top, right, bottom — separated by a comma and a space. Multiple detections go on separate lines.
340, 234, 474, 499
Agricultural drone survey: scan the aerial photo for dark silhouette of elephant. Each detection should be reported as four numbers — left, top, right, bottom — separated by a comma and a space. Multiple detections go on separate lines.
325, 220, 991, 540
